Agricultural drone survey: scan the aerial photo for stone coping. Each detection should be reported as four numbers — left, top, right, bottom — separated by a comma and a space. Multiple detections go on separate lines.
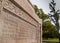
10, 0, 42, 24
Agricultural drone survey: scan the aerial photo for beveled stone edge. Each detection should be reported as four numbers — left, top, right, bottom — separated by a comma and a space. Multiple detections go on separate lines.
3, 7, 37, 27
9, 0, 42, 24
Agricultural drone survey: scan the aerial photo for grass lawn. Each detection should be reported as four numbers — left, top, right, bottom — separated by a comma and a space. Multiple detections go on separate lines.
43, 38, 59, 42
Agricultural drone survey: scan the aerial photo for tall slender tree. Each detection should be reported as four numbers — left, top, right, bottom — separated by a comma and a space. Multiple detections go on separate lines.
49, 0, 60, 42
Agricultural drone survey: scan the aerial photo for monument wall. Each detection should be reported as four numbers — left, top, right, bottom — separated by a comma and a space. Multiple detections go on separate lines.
0, 0, 42, 43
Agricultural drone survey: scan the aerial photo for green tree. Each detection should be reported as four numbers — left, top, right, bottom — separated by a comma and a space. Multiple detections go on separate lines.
34, 5, 39, 14
39, 9, 49, 21
43, 21, 58, 38
34, 5, 49, 21
34, 5, 57, 38
49, 0, 60, 40
34, 5, 58, 39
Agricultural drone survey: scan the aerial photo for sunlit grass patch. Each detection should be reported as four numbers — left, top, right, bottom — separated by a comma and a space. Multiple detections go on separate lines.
43, 38, 59, 42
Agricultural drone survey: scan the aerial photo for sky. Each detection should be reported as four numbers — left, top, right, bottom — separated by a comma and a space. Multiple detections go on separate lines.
30, 0, 60, 14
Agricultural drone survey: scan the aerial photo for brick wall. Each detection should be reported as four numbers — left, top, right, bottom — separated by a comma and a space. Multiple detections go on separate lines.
0, 0, 42, 43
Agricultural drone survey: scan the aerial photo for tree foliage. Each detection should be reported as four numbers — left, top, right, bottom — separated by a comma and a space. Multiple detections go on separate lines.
34, 5, 58, 38
49, 0, 60, 32
34, 5, 49, 21
43, 21, 58, 38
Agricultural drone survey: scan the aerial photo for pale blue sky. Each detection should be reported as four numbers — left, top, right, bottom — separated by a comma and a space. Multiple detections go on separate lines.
30, 0, 60, 14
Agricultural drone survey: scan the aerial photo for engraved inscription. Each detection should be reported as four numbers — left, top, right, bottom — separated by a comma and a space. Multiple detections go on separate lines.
3, 0, 38, 26
3, 0, 22, 15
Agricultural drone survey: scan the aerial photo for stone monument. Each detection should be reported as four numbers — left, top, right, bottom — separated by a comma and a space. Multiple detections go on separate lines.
0, 0, 42, 43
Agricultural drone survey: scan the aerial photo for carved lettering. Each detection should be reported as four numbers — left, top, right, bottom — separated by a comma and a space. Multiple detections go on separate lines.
3, 0, 38, 27
3, 0, 22, 15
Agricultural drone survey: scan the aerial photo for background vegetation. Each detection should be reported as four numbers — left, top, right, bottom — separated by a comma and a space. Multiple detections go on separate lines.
34, 0, 60, 42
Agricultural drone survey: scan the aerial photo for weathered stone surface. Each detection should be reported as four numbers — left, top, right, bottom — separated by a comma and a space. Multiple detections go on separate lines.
14, 0, 42, 24
3, 0, 38, 26
0, 0, 42, 43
